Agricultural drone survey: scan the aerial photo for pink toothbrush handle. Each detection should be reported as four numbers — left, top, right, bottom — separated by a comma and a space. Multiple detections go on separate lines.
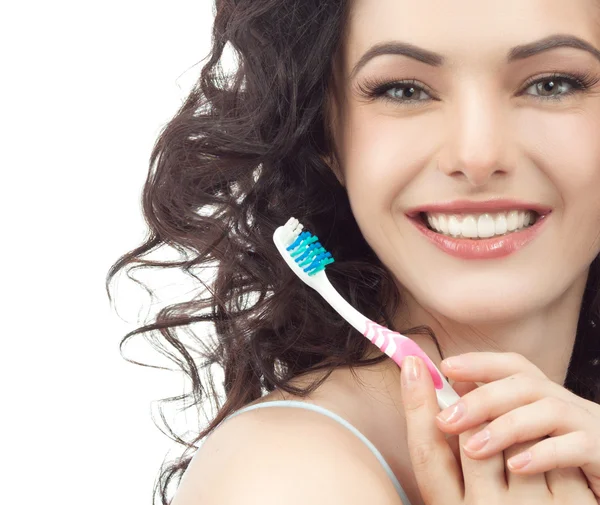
364, 321, 443, 389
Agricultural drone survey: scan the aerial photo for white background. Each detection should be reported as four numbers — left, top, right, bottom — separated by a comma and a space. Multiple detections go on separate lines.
3, 2, 217, 503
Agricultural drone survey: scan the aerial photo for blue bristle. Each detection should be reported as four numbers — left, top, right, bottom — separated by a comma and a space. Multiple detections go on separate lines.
309, 256, 335, 275
297, 242, 321, 263
287, 227, 335, 276
287, 231, 310, 252
299, 245, 324, 267
291, 235, 318, 258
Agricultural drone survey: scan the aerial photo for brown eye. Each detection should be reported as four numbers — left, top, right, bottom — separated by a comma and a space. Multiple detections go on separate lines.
526, 77, 575, 98
520, 73, 596, 101
385, 84, 430, 101
356, 77, 436, 108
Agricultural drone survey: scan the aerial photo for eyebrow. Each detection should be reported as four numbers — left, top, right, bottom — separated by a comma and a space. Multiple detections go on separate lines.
349, 34, 600, 79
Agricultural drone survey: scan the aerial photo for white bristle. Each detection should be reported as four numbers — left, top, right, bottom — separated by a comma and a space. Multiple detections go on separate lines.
283, 217, 303, 246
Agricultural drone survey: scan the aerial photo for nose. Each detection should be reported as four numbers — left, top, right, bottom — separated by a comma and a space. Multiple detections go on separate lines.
438, 91, 512, 187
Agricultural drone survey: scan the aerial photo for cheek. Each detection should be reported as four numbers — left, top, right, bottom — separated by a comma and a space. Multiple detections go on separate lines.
520, 109, 600, 258
531, 111, 600, 217
540, 113, 600, 190
341, 107, 435, 213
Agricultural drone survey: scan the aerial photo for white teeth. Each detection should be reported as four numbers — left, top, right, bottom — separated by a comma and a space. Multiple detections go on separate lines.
448, 215, 461, 236
462, 216, 478, 238
437, 214, 448, 234
495, 214, 508, 235
507, 211, 519, 231
477, 214, 495, 238
425, 211, 537, 239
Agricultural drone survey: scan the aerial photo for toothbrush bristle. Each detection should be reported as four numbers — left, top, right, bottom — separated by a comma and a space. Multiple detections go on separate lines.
283, 217, 335, 276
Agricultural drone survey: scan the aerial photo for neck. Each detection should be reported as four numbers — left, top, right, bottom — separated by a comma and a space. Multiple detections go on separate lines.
393, 276, 586, 386
348, 269, 589, 413
393, 307, 574, 387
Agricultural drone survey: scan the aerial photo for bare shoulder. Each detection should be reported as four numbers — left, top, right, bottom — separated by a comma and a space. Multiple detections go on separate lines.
171, 405, 406, 505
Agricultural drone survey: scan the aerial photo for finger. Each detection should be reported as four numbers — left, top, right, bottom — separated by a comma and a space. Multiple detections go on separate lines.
440, 352, 547, 383
459, 422, 507, 501
506, 431, 599, 481
436, 374, 572, 435
504, 439, 551, 498
460, 397, 596, 460
545, 467, 595, 502
401, 356, 462, 503
446, 380, 478, 462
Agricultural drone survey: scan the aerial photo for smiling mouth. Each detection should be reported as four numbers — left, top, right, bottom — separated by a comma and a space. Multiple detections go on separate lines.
420, 210, 540, 240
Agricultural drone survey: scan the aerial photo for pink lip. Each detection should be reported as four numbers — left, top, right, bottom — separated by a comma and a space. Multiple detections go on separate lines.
406, 199, 552, 217
407, 210, 551, 260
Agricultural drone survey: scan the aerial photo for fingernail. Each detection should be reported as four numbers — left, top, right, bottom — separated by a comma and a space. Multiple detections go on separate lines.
436, 402, 466, 423
442, 357, 463, 370
464, 430, 491, 452
402, 356, 420, 383
507, 451, 532, 470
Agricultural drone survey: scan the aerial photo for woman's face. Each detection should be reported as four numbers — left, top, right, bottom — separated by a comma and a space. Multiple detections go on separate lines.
332, 0, 600, 324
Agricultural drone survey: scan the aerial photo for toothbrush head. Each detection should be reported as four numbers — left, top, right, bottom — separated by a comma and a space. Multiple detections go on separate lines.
273, 217, 335, 280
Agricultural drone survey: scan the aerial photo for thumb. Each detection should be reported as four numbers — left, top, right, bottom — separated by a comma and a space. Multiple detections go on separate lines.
401, 356, 463, 503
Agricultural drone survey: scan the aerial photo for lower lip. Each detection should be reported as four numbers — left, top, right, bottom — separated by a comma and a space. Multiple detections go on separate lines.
408, 213, 549, 260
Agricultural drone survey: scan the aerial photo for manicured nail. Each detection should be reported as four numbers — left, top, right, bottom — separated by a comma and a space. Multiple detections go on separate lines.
402, 356, 420, 383
436, 402, 466, 423
464, 430, 491, 452
507, 451, 532, 470
442, 357, 463, 370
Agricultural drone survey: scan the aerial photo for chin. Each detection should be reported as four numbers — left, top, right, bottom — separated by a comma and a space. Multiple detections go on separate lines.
430, 296, 535, 325
405, 273, 552, 325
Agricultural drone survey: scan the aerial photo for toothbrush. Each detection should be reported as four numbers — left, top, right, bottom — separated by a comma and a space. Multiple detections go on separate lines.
273, 217, 460, 410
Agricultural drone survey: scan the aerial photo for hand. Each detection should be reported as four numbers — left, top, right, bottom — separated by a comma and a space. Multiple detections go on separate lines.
435, 351, 600, 499
400, 355, 596, 505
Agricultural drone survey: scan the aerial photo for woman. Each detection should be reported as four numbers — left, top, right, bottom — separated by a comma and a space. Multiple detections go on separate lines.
107, 0, 600, 503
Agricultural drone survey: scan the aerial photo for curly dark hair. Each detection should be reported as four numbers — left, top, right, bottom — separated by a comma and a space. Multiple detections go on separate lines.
105, 1, 600, 503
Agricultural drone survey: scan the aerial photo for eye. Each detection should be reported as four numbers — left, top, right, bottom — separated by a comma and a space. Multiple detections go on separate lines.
357, 71, 597, 106
521, 74, 586, 101
356, 78, 435, 107
384, 82, 431, 102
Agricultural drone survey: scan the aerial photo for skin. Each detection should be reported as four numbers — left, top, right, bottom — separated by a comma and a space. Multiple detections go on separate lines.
332, 0, 600, 381
324, 0, 600, 502
175, 1, 600, 504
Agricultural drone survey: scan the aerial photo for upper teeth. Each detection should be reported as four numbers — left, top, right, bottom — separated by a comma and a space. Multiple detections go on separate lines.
425, 211, 537, 239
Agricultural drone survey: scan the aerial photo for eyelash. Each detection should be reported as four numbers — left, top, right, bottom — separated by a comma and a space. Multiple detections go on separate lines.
357, 71, 600, 107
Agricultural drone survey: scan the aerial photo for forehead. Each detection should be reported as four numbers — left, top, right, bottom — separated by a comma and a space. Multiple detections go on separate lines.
343, 0, 600, 71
